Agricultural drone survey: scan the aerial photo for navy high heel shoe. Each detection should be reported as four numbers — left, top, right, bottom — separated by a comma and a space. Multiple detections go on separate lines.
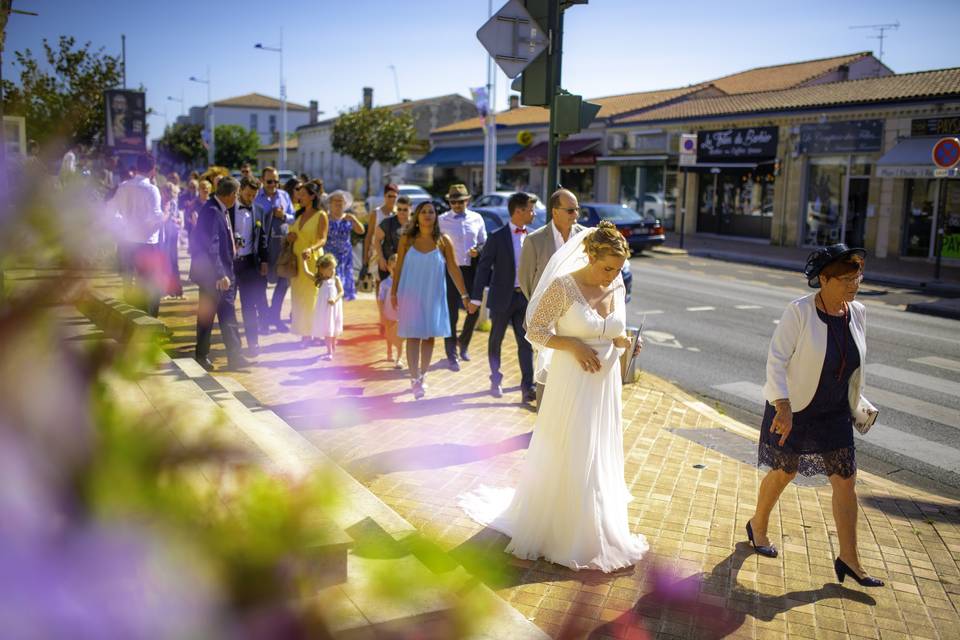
745, 520, 778, 558
835, 557, 884, 587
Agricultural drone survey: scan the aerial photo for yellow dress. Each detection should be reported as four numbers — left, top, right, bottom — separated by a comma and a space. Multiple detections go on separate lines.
290, 210, 327, 336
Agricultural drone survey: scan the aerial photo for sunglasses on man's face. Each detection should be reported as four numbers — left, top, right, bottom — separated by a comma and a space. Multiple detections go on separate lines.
264, 180, 277, 185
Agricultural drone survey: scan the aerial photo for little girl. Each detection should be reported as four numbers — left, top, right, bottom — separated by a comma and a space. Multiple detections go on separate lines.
377, 254, 403, 368
304, 253, 344, 360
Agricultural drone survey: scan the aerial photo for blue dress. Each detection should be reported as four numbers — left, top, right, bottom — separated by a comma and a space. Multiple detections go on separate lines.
397, 246, 450, 339
327, 217, 356, 301
758, 307, 859, 478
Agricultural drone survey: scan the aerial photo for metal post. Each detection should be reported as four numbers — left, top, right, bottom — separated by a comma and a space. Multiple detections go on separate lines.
279, 28, 286, 171
545, 0, 563, 203
207, 65, 214, 166
679, 168, 688, 249
482, 0, 496, 195
121, 34, 126, 88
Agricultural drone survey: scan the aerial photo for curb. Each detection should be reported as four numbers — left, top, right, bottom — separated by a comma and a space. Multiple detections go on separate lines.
905, 300, 960, 321
76, 289, 171, 343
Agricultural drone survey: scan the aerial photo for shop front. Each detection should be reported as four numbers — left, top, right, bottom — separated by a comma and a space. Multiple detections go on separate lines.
798, 120, 883, 247
879, 116, 960, 261
694, 126, 779, 238
512, 138, 600, 202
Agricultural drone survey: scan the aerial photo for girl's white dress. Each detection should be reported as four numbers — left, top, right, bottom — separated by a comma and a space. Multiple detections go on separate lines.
459, 273, 648, 571
312, 278, 343, 338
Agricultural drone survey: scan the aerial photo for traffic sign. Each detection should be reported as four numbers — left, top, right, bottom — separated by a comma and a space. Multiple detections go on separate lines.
932, 136, 960, 170
679, 133, 697, 167
476, 0, 549, 79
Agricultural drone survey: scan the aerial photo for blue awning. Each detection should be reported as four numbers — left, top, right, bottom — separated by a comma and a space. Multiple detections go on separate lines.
416, 144, 523, 167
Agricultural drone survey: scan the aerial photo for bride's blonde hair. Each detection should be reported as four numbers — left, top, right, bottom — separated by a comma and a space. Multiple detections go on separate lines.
584, 220, 629, 259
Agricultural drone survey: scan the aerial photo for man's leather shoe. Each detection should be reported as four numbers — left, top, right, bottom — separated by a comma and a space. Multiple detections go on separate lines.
522, 387, 537, 403
448, 357, 461, 372
195, 356, 215, 372
490, 383, 503, 398
274, 321, 290, 333
459, 348, 471, 362
227, 355, 252, 370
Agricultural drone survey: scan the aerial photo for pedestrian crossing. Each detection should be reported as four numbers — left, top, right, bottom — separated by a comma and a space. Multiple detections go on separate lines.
711, 358, 960, 476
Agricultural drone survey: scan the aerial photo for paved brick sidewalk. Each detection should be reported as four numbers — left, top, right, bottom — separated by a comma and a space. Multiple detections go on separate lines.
90, 259, 960, 640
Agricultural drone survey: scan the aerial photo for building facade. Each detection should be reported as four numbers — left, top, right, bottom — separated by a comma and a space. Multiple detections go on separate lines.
177, 93, 313, 146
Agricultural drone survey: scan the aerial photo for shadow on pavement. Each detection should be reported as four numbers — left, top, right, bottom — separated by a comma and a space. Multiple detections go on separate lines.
862, 495, 960, 524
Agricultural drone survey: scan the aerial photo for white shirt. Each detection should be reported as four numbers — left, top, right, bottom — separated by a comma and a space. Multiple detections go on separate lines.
374, 206, 394, 228
508, 222, 526, 288
60, 150, 76, 176
552, 222, 568, 251
109, 175, 164, 244
438, 209, 487, 267
234, 202, 255, 257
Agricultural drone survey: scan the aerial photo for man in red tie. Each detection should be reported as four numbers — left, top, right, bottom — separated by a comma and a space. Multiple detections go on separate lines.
469, 193, 537, 401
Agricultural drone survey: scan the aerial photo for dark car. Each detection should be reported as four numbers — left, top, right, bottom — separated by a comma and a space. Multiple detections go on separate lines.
576, 202, 666, 254
474, 207, 633, 303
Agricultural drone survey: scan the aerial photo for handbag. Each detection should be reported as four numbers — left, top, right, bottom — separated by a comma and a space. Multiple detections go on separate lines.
853, 395, 879, 435
276, 238, 298, 279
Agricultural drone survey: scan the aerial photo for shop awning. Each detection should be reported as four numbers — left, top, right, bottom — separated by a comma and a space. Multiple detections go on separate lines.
512, 138, 601, 166
596, 154, 669, 164
877, 137, 960, 178
415, 144, 523, 167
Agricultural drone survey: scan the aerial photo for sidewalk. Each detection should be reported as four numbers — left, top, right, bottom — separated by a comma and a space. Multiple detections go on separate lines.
90, 262, 960, 639
656, 233, 960, 299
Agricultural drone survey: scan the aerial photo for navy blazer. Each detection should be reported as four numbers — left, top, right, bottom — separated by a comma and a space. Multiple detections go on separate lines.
471, 224, 525, 314
189, 197, 235, 289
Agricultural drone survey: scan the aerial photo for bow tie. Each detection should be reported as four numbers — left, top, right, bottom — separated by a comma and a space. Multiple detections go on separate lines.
238, 205, 252, 211
513, 226, 527, 234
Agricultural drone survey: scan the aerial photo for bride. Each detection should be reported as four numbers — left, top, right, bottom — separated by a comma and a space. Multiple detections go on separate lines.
459, 221, 648, 572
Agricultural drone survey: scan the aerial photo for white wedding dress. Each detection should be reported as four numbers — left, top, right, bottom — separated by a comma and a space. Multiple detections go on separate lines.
459, 269, 648, 571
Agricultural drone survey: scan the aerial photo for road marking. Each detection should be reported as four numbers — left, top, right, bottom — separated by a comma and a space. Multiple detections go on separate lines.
773, 320, 779, 324
910, 356, 960, 374
866, 386, 960, 430
866, 363, 960, 397
645, 330, 683, 349
686, 306, 715, 312
635, 310, 664, 316
687, 347, 701, 352
710, 380, 960, 473
734, 304, 764, 310
767, 274, 786, 279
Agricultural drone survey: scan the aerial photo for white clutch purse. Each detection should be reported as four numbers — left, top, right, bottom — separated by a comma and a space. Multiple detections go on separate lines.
854, 395, 879, 435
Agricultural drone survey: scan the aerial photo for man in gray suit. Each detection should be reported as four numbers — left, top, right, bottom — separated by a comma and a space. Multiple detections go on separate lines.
518, 188, 585, 406
518, 188, 584, 299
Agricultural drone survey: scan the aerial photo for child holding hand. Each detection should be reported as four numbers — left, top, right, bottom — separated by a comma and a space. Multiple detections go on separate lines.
304, 253, 344, 360
377, 254, 403, 368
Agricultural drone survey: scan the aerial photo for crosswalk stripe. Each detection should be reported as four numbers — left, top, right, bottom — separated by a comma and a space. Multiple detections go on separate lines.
910, 356, 960, 374
734, 305, 763, 310
710, 380, 960, 473
866, 386, 960, 430
635, 310, 664, 316
866, 363, 960, 397
687, 306, 715, 312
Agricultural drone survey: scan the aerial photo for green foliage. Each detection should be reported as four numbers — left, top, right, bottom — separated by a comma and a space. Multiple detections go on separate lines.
331, 107, 416, 197
214, 124, 261, 169
1, 36, 123, 149
158, 122, 206, 166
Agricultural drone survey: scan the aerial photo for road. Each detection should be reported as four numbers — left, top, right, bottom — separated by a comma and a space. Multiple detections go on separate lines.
627, 252, 960, 497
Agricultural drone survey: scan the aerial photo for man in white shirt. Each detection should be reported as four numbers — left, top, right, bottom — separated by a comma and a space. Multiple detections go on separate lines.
233, 177, 271, 353
108, 153, 166, 317
437, 183, 487, 370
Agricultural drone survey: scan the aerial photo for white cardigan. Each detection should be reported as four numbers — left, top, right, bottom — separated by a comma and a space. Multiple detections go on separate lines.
763, 293, 866, 414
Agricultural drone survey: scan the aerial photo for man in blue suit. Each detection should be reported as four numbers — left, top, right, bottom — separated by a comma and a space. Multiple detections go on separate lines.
188, 176, 247, 371
470, 192, 537, 401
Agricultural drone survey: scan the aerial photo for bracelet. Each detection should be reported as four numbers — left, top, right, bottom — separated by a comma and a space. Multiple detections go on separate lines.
460, 293, 469, 300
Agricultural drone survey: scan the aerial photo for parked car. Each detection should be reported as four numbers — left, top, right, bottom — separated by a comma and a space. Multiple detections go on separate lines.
577, 202, 665, 254
366, 184, 432, 213
473, 191, 547, 234
476, 200, 633, 303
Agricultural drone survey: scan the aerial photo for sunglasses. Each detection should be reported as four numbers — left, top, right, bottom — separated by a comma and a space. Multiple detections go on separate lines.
556, 207, 581, 214
264, 180, 277, 185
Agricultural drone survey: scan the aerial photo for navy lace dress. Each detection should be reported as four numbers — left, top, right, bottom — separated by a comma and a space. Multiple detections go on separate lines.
326, 217, 356, 301
759, 307, 859, 478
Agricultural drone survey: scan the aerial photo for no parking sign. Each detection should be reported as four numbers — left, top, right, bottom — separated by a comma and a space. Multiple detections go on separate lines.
932, 136, 960, 170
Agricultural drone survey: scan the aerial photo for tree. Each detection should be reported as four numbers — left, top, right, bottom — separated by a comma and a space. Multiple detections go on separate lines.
157, 122, 206, 168
1, 35, 123, 149
214, 124, 261, 170
331, 106, 416, 199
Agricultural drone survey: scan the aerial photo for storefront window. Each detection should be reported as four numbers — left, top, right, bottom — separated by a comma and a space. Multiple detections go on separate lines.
561, 168, 595, 202
696, 168, 774, 237
803, 158, 847, 246
497, 168, 531, 192
902, 179, 936, 257
619, 164, 675, 228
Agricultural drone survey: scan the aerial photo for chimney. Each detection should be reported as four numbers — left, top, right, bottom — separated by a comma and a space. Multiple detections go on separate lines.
309, 100, 318, 124
837, 64, 850, 81
362, 87, 373, 109
509, 94, 520, 110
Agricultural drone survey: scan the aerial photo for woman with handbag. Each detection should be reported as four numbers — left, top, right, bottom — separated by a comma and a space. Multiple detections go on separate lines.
285, 182, 328, 345
745, 244, 882, 587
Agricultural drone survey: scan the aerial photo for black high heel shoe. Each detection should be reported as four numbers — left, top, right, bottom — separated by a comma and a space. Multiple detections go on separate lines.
745, 520, 778, 558
834, 557, 884, 587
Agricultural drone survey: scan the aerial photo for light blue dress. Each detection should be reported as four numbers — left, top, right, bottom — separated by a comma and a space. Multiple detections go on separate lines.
397, 246, 450, 339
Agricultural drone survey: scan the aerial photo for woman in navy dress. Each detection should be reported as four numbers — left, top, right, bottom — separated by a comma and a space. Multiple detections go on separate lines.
745, 245, 882, 587
324, 190, 365, 301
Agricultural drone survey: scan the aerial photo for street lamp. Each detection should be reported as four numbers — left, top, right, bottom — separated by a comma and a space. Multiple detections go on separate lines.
166, 90, 184, 117
189, 66, 214, 167
254, 29, 286, 171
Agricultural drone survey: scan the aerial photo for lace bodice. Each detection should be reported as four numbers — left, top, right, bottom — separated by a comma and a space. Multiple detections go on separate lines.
527, 274, 626, 348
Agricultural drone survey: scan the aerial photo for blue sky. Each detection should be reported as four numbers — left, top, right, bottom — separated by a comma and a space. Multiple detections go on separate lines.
6, 0, 960, 142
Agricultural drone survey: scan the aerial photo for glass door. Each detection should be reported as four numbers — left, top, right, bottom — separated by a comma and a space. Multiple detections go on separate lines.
903, 179, 938, 258
845, 178, 869, 248
803, 158, 846, 246
940, 180, 960, 259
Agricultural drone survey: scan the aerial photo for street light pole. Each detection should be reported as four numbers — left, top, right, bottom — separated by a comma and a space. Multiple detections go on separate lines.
167, 91, 184, 117
189, 67, 214, 166
254, 32, 286, 171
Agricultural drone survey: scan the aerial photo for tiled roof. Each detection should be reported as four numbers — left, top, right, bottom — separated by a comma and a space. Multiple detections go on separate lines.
618, 67, 960, 124
298, 93, 475, 131
432, 86, 706, 134
706, 52, 874, 94
214, 93, 309, 111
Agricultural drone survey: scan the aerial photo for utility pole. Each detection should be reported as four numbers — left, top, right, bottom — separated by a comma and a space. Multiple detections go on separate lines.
255, 30, 286, 170
189, 67, 213, 166
483, 0, 498, 195
544, 0, 563, 198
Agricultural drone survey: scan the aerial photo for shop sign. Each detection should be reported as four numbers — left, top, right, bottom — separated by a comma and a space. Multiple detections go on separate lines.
911, 116, 960, 137
697, 126, 778, 162
798, 120, 883, 154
